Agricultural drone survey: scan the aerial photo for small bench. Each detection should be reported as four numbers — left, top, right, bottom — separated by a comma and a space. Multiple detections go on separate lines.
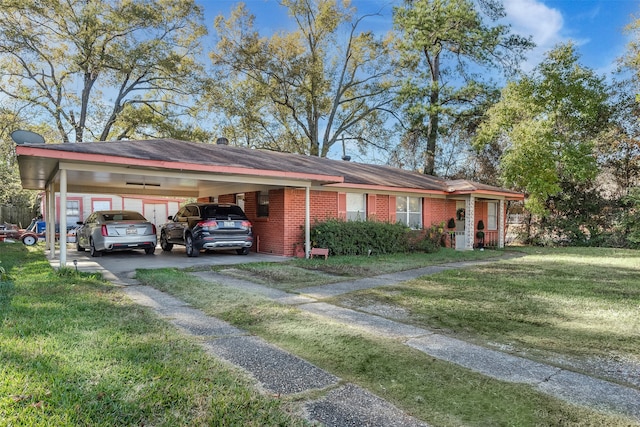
310, 247, 329, 259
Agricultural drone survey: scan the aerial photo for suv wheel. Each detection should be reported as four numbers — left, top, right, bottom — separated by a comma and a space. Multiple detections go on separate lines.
160, 231, 173, 251
185, 234, 199, 257
236, 247, 249, 255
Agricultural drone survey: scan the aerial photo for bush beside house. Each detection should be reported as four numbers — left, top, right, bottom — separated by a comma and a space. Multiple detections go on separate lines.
310, 219, 445, 256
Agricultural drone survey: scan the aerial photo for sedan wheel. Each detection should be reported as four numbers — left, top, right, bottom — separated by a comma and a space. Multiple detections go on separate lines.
185, 234, 199, 257
160, 232, 173, 251
22, 235, 37, 246
89, 239, 103, 257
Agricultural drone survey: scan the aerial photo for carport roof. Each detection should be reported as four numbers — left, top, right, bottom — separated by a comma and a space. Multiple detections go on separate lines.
16, 138, 523, 199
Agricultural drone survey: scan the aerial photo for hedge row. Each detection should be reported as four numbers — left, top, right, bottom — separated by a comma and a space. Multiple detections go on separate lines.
309, 219, 444, 256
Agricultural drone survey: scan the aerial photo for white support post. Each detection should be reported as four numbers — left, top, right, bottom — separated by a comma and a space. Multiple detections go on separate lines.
498, 199, 505, 248
305, 185, 311, 259
465, 195, 475, 250
59, 169, 68, 267
47, 183, 55, 259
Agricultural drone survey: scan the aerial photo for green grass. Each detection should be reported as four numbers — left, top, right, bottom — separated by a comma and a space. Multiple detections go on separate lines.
199, 249, 505, 291
0, 243, 310, 426
330, 247, 640, 375
136, 255, 638, 427
5, 243, 638, 426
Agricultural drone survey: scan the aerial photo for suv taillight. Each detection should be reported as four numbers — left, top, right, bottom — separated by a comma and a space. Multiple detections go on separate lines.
101, 225, 108, 236
197, 220, 218, 230
152, 224, 157, 234
241, 220, 251, 230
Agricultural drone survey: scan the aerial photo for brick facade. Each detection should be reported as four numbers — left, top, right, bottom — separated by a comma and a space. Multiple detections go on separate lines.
214, 188, 504, 256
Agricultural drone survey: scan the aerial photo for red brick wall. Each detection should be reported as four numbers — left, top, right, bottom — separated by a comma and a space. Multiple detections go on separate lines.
218, 188, 505, 256
249, 189, 284, 255
281, 190, 341, 256
218, 194, 235, 204
375, 195, 390, 222
426, 198, 449, 227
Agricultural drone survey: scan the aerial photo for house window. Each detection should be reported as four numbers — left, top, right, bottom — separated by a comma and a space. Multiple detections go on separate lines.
257, 192, 269, 217
66, 200, 80, 227
92, 200, 111, 212
346, 193, 366, 221
488, 202, 498, 230
397, 196, 422, 229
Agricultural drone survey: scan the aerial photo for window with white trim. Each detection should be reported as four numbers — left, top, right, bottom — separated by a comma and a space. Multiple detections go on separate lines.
396, 196, 422, 229
346, 193, 366, 221
488, 202, 498, 230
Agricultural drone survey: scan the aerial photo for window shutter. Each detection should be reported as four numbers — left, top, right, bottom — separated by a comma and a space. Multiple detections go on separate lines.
367, 194, 377, 219
389, 195, 396, 223
337, 193, 347, 220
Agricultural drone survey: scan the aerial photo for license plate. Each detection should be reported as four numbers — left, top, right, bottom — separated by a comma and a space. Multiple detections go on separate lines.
223, 221, 235, 227
126, 227, 137, 235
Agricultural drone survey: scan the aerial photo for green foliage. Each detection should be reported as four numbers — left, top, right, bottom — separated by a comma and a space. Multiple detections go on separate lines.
310, 218, 443, 256
475, 43, 610, 215
619, 187, 640, 248
392, 0, 533, 174
0, 107, 39, 208
0, 0, 208, 142
210, 0, 396, 156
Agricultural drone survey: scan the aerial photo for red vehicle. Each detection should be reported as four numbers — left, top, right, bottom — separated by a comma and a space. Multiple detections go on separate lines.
0, 219, 39, 246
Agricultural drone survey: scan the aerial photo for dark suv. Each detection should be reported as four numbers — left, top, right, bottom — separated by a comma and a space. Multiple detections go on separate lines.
159, 203, 253, 257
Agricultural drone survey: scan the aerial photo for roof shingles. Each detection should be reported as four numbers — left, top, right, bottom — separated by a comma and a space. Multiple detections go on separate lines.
32, 139, 521, 196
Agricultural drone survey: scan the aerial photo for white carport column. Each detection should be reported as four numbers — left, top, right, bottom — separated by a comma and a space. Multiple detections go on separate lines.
46, 182, 55, 259
498, 199, 505, 248
59, 169, 68, 267
465, 195, 475, 250
305, 185, 311, 259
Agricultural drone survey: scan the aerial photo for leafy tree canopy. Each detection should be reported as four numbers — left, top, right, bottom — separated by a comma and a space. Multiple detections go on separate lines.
208, 0, 397, 157
392, 0, 533, 176
0, 0, 209, 143
474, 43, 611, 214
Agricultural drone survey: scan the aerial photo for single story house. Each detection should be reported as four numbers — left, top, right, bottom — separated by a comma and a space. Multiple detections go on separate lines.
16, 138, 523, 264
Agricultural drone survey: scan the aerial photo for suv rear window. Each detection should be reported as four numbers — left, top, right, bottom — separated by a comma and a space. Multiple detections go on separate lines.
202, 205, 247, 220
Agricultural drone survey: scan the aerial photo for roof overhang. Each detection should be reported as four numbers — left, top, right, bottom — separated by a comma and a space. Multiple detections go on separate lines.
16, 144, 344, 197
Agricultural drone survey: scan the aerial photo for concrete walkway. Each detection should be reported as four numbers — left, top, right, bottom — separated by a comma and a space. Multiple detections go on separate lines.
56, 251, 640, 425
189, 260, 640, 425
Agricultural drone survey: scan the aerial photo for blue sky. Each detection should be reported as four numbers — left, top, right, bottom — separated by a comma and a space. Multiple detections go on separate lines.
203, 0, 639, 77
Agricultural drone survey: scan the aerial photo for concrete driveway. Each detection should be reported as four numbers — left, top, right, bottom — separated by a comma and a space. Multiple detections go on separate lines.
53, 245, 288, 283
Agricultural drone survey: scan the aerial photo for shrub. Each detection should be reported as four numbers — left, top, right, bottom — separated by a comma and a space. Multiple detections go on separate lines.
310, 219, 444, 256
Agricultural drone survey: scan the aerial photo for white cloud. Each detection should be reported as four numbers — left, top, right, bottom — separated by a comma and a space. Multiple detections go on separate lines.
503, 0, 570, 71
505, 0, 563, 45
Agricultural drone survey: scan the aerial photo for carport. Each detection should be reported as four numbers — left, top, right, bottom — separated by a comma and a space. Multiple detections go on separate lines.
15, 138, 344, 267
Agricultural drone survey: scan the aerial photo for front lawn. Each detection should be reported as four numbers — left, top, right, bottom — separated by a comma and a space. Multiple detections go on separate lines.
136, 247, 639, 426
330, 247, 640, 387
0, 243, 309, 426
